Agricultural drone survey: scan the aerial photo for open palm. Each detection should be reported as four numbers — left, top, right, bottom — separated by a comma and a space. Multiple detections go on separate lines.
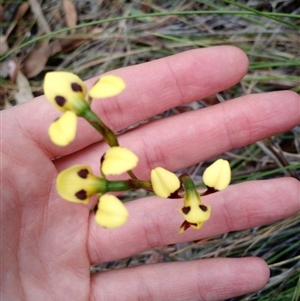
2, 46, 299, 301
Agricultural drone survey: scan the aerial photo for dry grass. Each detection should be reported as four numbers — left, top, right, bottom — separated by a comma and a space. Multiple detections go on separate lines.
1, 0, 299, 300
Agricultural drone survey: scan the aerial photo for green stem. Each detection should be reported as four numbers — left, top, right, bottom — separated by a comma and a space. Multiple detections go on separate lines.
130, 179, 153, 191
106, 179, 153, 193
180, 173, 196, 191
179, 173, 201, 200
127, 170, 138, 180
81, 107, 137, 180
81, 108, 139, 180
106, 180, 132, 192
81, 108, 119, 147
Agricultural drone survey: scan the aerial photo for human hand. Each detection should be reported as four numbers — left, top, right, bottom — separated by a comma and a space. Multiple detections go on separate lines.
2, 46, 299, 301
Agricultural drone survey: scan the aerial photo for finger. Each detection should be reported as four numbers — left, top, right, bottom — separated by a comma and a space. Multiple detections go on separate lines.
55, 90, 300, 174
90, 257, 269, 301
7, 46, 248, 158
88, 177, 300, 263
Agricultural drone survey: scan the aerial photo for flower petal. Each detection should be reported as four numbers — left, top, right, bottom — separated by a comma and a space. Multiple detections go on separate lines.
202, 159, 231, 190
180, 203, 211, 225
56, 165, 105, 203
178, 220, 203, 234
48, 111, 77, 146
95, 194, 129, 228
89, 75, 126, 98
101, 146, 138, 175
151, 167, 180, 198
43, 71, 88, 113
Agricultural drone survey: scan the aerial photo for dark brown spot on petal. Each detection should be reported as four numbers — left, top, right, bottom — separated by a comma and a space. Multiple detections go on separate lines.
75, 189, 87, 200
77, 169, 89, 179
199, 204, 208, 211
181, 206, 191, 215
71, 82, 83, 92
55, 96, 66, 107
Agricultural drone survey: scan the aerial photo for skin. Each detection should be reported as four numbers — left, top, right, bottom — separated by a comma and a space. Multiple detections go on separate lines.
1, 46, 300, 301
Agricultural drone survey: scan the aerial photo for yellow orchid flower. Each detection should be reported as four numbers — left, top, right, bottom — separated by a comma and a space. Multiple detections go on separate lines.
89, 75, 126, 99
178, 174, 211, 233
95, 194, 129, 228
101, 146, 138, 176
203, 159, 231, 190
56, 165, 107, 204
57, 161, 133, 201
48, 111, 77, 146
150, 167, 180, 198
57, 165, 130, 228
44, 72, 127, 147
43, 71, 89, 114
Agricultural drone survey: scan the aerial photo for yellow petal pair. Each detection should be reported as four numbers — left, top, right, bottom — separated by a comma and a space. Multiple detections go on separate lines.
95, 194, 129, 228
